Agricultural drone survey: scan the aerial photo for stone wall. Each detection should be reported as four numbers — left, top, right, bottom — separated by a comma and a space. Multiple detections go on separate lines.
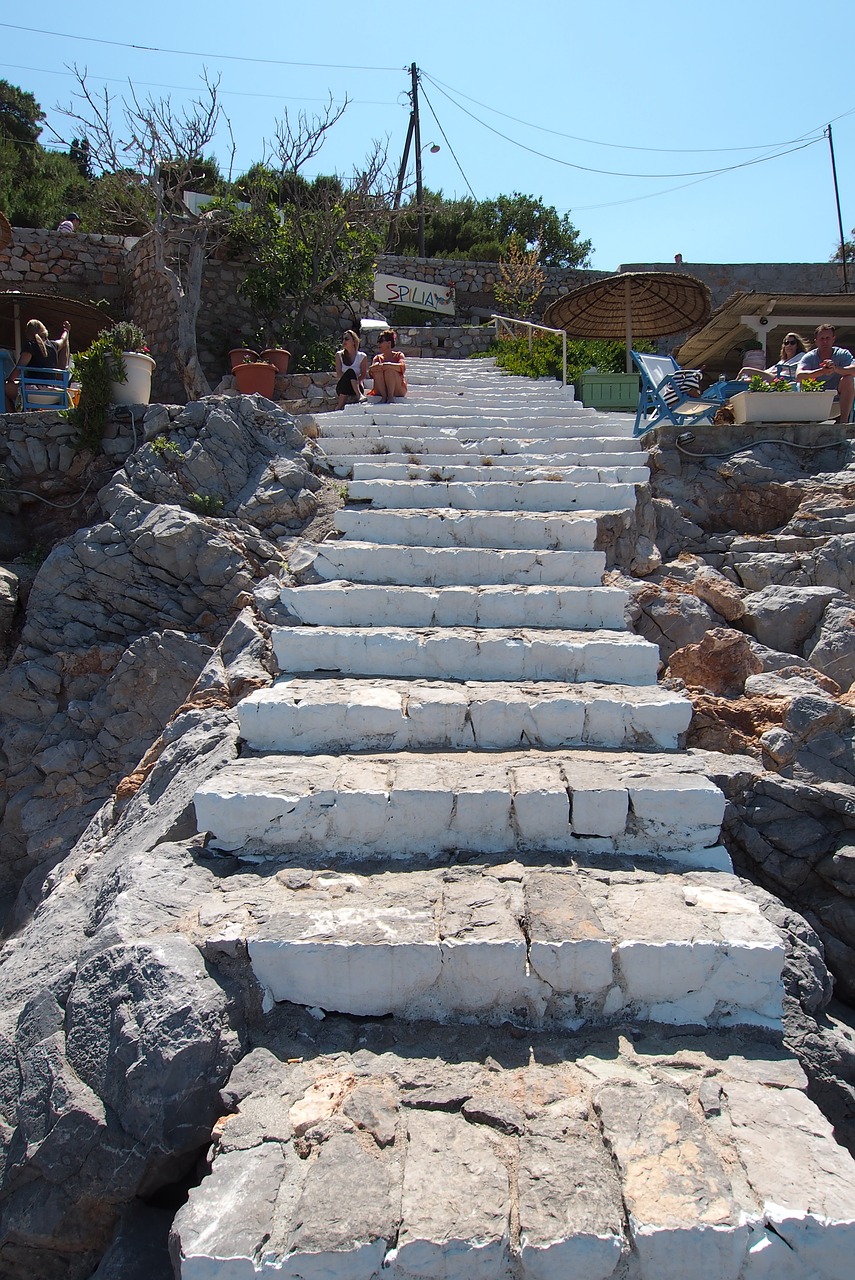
0, 228, 129, 307
395, 324, 496, 358
619, 260, 848, 312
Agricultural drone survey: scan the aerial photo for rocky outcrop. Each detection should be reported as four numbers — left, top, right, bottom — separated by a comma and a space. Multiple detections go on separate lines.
0, 396, 318, 888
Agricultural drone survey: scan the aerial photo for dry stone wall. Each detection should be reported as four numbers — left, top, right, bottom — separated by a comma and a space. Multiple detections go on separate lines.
0, 228, 128, 306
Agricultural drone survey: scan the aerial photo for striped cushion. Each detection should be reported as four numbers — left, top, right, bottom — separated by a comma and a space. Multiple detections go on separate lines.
661, 368, 702, 406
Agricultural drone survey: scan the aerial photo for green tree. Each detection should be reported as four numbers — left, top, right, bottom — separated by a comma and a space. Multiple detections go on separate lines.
0, 80, 84, 227
393, 190, 591, 267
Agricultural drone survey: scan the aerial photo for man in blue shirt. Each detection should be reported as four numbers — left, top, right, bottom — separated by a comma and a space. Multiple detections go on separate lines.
796, 323, 855, 423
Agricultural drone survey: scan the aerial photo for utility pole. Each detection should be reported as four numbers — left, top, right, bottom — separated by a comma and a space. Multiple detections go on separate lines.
827, 124, 850, 293
411, 63, 425, 258
385, 63, 424, 255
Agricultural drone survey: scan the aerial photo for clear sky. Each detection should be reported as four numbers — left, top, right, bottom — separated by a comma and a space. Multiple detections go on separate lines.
2, 0, 853, 271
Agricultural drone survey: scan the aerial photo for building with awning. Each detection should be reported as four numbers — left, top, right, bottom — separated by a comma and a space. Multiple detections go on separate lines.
676, 292, 855, 379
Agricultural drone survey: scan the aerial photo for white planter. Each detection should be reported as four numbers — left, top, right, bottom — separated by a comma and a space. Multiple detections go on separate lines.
730, 390, 837, 424
109, 351, 156, 405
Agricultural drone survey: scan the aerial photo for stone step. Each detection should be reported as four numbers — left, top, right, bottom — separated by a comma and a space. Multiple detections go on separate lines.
238, 676, 691, 753
347, 478, 639, 512
199, 865, 784, 1029
317, 418, 634, 441
324, 449, 645, 472
279, 583, 628, 629
193, 748, 727, 867
333, 506, 606, 549
312, 431, 640, 457
311, 542, 608, 586
338, 408, 634, 431
347, 461, 650, 484
174, 1030, 855, 1280
271, 626, 660, 684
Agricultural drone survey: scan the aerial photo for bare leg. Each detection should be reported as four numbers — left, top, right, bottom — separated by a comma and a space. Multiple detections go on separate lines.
371, 365, 389, 400
837, 377, 854, 424
381, 367, 406, 402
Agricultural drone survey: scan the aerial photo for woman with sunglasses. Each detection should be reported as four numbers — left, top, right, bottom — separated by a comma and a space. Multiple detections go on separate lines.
736, 332, 807, 383
369, 330, 407, 403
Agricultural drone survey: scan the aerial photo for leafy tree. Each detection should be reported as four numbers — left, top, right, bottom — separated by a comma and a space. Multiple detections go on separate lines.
0, 80, 84, 227
394, 190, 591, 268
230, 104, 392, 348
0, 80, 43, 156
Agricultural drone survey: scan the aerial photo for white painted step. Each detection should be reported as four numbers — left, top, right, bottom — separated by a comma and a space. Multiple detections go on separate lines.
194, 748, 727, 866
333, 507, 605, 550
348, 461, 650, 484
271, 626, 660, 684
221, 865, 784, 1029
324, 449, 645, 472
238, 676, 692, 753
317, 418, 634, 441
312, 431, 640, 457
347, 478, 639, 512
312, 542, 607, 587
279, 583, 628, 629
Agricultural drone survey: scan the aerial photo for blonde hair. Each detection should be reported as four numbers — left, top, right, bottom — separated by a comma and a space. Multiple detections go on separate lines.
25, 318, 49, 359
779, 333, 807, 360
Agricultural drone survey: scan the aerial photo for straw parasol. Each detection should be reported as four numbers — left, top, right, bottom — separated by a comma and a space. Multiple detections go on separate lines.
543, 271, 712, 371
0, 291, 112, 356
0, 212, 12, 252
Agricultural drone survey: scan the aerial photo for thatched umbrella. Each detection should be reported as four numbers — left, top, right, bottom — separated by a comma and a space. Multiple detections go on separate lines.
0, 212, 12, 252
543, 271, 712, 371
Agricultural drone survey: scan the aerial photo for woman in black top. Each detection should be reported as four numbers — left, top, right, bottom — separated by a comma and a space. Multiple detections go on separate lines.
4, 318, 70, 410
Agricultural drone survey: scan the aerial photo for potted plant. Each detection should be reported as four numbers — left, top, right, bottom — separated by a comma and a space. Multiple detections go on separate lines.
730, 376, 837, 424
232, 353, 277, 398
106, 321, 156, 405
229, 346, 259, 370
259, 343, 291, 374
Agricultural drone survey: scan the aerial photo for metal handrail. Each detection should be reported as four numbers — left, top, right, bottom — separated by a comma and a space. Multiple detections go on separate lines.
491, 314, 568, 387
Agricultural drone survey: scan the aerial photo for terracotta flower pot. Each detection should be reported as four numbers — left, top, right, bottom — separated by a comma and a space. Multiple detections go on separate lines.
261, 348, 291, 375
233, 361, 277, 398
229, 347, 259, 371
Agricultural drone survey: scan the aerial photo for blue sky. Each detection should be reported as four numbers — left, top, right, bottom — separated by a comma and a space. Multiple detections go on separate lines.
2, 1, 853, 270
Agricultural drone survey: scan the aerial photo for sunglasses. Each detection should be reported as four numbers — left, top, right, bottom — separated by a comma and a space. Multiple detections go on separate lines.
784, 338, 798, 345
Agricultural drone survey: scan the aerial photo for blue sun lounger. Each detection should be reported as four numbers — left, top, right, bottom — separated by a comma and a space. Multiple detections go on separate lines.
632, 351, 729, 437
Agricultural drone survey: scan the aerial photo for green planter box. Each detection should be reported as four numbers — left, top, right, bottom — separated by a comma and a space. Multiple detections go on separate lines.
579, 373, 639, 411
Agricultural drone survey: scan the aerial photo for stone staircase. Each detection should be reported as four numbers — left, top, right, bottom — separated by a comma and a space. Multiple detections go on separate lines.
176, 360, 855, 1279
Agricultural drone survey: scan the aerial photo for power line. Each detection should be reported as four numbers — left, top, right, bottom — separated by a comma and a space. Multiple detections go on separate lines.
421, 72, 824, 181
0, 23, 400, 72
418, 80, 477, 200
0, 60, 402, 107
423, 69, 851, 156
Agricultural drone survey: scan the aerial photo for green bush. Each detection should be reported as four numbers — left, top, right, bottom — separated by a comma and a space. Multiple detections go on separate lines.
485, 334, 653, 385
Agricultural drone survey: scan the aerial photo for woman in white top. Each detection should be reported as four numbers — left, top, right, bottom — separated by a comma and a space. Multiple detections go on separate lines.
334, 330, 368, 409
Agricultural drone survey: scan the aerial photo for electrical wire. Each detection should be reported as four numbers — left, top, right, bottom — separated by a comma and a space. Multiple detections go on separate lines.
418, 81, 477, 200
0, 61, 401, 107
422, 69, 840, 156
421, 73, 823, 181
0, 23, 401, 72
674, 437, 847, 459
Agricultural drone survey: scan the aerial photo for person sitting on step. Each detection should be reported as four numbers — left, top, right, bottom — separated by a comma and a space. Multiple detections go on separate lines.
369, 330, 407, 404
4, 318, 71, 412
334, 329, 369, 409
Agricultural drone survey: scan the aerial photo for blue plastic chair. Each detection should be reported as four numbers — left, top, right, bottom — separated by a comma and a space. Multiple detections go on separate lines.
632, 351, 721, 437
19, 367, 72, 410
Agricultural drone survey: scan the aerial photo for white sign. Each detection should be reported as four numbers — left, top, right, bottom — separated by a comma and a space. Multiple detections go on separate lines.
374, 273, 456, 316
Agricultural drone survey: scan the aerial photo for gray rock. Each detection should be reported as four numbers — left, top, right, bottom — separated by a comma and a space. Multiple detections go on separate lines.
88, 1202, 174, 1280
742, 584, 842, 654
805, 600, 855, 689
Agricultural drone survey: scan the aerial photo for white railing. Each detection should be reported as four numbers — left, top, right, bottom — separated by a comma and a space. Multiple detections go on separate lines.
491, 314, 568, 387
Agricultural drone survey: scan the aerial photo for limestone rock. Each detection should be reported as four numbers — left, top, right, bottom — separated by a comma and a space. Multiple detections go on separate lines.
741, 585, 842, 655
805, 599, 855, 688
692, 563, 745, 622
635, 583, 723, 663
